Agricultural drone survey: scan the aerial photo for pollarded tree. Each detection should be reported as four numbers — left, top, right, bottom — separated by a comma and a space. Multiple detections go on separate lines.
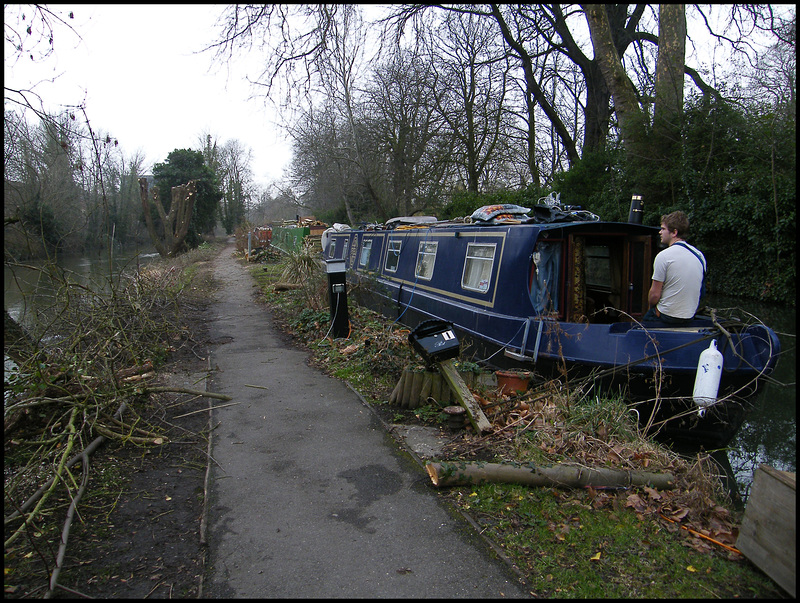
151, 149, 221, 251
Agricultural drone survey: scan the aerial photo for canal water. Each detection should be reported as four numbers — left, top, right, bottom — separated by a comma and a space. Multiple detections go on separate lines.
4, 255, 795, 502
4, 248, 161, 326
703, 294, 796, 502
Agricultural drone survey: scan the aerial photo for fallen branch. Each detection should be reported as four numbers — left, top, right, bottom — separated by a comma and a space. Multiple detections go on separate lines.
173, 402, 240, 419
5, 402, 129, 526
45, 450, 89, 599
425, 461, 675, 490
93, 424, 166, 445
141, 386, 232, 401
114, 360, 154, 381
4, 408, 80, 547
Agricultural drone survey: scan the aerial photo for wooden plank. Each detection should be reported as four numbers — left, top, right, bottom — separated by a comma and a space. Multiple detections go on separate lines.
438, 359, 492, 434
736, 465, 796, 597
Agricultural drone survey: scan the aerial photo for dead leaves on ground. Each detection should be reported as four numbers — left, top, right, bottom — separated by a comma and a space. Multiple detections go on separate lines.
443, 381, 741, 558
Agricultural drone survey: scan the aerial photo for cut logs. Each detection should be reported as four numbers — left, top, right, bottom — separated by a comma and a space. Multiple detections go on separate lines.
388, 361, 492, 434
425, 461, 676, 490
389, 365, 454, 409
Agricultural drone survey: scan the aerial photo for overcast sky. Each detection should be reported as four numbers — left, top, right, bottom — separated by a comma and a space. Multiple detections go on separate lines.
5, 4, 291, 189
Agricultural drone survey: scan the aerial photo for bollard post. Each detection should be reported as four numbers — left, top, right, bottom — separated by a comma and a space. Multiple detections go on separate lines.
325, 260, 349, 339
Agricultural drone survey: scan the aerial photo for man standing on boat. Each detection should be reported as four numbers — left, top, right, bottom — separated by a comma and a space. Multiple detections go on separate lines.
644, 211, 707, 325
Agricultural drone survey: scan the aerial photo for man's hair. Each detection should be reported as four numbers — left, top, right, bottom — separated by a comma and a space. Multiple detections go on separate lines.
661, 211, 690, 238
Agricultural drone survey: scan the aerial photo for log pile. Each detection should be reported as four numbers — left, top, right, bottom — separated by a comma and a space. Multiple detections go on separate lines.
388, 364, 477, 410
389, 360, 492, 434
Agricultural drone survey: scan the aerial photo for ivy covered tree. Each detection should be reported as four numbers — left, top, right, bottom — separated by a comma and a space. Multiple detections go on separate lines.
681, 94, 795, 303
152, 149, 221, 250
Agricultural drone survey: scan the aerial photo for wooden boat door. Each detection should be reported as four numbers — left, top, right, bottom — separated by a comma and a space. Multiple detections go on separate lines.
626, 235, 653, 317
566, 232, 651, 322
566, 234, 586, 322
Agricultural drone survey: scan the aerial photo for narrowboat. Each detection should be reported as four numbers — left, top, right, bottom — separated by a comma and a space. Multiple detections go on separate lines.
321, 199, 781, 446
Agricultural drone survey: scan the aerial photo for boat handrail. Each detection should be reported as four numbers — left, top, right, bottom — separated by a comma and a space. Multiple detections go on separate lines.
504, 317, 546, 363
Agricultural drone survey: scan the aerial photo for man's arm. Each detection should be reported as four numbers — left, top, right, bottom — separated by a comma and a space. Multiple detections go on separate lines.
648, 280, 663, 308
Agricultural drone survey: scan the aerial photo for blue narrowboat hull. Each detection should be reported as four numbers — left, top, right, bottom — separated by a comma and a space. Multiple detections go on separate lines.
321, 213, 781, 446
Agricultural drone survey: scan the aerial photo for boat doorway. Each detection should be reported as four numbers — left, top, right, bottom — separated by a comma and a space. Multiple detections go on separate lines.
565, 233, 653, 324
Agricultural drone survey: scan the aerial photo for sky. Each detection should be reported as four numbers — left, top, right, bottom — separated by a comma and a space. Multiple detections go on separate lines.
4, 4, 292, 189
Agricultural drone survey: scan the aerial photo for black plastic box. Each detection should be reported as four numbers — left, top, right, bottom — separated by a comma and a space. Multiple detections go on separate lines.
408, 320, 460, 365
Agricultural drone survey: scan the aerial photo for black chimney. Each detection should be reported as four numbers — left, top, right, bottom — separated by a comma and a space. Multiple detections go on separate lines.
628, 195, 643, 224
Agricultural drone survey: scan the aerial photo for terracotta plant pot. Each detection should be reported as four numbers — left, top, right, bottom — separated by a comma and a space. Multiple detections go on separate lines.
495, 370, 532, 394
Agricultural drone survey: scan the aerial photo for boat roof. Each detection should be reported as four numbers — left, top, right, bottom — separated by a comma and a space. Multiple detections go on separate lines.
348, 204, 658, 236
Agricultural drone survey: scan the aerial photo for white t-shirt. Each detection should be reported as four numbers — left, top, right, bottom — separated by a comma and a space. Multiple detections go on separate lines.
652, 242, 706, 319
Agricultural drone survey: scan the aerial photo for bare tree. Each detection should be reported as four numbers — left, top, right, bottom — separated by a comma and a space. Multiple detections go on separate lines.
365, 48, 450, 217
218, 139, 254, 232
4, 5, 80, 127
287, 102, 364, 223
427, 10, 515, 192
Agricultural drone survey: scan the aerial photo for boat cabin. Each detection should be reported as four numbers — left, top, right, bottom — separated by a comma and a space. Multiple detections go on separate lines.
322, 220, 658, 326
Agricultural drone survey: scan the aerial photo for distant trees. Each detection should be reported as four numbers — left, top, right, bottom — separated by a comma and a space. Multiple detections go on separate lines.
3, 108, 147, 259
4, 6, 263, 260
4, 6, 150, 259
218, 140, 253, 234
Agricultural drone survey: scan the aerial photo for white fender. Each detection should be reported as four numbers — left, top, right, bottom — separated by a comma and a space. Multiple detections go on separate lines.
692, 340, 723, 417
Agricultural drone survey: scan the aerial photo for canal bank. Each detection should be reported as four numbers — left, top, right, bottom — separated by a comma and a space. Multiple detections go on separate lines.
238, 240, 790, 597
6, 248, 793, 497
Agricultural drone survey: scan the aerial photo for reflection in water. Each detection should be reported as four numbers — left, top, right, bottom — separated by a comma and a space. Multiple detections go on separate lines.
703, 294, 796, 504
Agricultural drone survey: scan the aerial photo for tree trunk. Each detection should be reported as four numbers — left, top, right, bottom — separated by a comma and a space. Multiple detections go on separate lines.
138, 178, 198, 258
139, 178, 168, 258
653, 4, 687, 160
582, 4, 647, 157
583, 4, 688, 208
425, 461, 676, 490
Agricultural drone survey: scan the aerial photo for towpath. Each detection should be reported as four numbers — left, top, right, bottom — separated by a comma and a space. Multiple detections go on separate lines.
202, 240, 530, 598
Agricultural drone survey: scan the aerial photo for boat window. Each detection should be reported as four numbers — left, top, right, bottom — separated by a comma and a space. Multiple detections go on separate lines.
415, 241, 438, 280
530, 241, 560, 314
385, 240, 402, 272
585, 245, 611, 288
359, 239, 373, 268
462, 243, 496, 293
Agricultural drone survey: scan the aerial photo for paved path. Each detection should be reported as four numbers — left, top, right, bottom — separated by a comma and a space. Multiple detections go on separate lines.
203, 241, 530, 598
